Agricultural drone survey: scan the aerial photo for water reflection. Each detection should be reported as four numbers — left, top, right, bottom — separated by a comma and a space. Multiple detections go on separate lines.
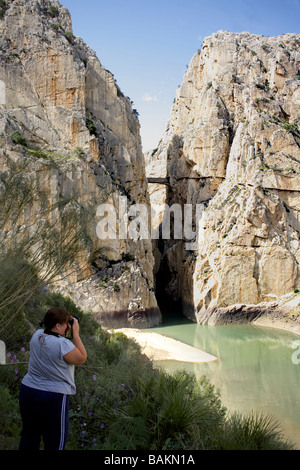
151, 321, 300, 448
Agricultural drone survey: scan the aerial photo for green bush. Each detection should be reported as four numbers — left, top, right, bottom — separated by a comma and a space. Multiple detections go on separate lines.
0, 0, 7, 19
0, 387, 22, 450
42, 5, 60, 18
10, 131, 27, 147
86, 115, 97, 136
211, 411, 293, 450
64, 31, 76, 45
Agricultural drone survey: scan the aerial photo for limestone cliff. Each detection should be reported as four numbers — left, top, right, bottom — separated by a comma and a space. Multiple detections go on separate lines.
0, 0, 160, 327
149, 31, 300, 323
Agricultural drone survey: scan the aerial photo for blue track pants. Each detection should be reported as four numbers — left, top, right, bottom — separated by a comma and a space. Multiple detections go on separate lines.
19, 384, 69, 451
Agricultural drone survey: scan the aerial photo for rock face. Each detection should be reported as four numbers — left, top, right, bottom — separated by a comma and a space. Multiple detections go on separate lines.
0, 0, 160, 327
149, 31, 300, 323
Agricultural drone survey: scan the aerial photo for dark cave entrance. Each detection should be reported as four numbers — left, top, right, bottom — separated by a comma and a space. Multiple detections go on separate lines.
154, 246, 183, 323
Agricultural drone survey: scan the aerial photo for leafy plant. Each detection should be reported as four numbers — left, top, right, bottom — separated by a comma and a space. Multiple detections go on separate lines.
86, 114, 97, 136
0, 387, 22, 450
0, 0, 7, 19
64, 31, 76, 45
0, 157, 95, 346
112, 282, 120, 292
50, 23, 62, 32
74, 147, 85, 158
212, 412, 293, 450
42, 5, 60, 18
10, 131, 27, 147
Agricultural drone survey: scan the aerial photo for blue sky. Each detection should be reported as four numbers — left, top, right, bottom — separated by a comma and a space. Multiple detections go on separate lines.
61, 0, 300, 151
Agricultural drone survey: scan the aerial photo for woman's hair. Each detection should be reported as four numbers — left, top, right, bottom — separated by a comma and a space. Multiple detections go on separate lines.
41, 307, 71, 330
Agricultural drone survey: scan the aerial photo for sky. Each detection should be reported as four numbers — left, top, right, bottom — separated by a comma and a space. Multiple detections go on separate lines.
61, 0, 300, 152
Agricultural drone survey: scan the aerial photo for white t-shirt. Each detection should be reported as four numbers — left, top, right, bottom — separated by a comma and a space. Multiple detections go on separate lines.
22, 329, 76, 395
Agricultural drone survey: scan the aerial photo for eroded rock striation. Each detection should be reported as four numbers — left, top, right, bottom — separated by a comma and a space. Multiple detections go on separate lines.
149, 31, 300, 324
0, 0, 160, 328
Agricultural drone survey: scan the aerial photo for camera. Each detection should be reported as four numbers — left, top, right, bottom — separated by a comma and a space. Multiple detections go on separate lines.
69, 316, 80, 327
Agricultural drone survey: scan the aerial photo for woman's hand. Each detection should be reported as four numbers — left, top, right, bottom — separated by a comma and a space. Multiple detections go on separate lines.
64, 317, 87, 365
69, 317, 80, 336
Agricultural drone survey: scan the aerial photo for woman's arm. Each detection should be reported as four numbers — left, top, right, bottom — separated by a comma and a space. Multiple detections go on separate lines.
63, 318, 87, 365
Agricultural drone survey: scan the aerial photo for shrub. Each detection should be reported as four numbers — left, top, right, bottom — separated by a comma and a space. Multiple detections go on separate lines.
86, 115, 97, 136
0, 156, 94, 347
10, 131, 27, 147
74, 147, 85, 158
212, 412, 293, 450
0, 387, 22, 450
0, 0, 7, 19
64, 31, 76, 45
50, 23, 62, 32
42, 5, 60, 18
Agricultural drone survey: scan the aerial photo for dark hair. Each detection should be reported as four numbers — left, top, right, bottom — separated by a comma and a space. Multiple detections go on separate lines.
41, 307, 71, 330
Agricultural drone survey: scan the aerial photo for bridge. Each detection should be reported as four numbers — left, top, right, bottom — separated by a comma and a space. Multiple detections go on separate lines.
147, 177, 170, 185
147, 176, 217, 185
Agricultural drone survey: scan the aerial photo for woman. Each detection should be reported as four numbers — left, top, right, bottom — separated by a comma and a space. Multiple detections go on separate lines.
19, 307, 87, 451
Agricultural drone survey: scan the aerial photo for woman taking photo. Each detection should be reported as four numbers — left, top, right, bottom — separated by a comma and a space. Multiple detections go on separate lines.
18, 307, 87, 451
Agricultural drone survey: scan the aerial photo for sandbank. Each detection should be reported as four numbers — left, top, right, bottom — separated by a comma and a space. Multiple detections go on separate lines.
114, 328, 218, 363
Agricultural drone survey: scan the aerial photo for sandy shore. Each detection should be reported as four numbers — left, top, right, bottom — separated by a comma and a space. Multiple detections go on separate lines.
114, 328, 218, 363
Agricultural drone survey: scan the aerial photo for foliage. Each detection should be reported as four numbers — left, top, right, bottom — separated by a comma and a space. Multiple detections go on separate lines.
0, 156, 95, 346
10, 131, 27, 147
100, 371, 226, 450
0, 387, 22, 450
86, 114, 97, 136
64, 31, 76, 45
0, 253, 40, 349
211, 411, 294, 450
0, 0, 7, 19
0, 291, 295, 450
270, 115, 300, 139
42, 5, 60, 18
50, 23, 62, 32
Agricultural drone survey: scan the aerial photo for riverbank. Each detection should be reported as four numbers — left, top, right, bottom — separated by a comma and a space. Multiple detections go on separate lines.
253, 313, 300, 335
194, 292, 300, 336
115, 293, 300, 362
114, 328, 218, 363
252, 293, 300, 336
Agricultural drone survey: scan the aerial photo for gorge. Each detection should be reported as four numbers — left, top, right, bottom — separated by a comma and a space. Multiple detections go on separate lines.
1, 0, 300, 337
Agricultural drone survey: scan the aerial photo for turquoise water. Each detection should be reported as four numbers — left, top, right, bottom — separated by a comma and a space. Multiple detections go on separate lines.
150, 316, 300, 448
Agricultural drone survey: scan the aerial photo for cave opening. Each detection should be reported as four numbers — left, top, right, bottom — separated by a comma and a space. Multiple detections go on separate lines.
154, 245, 183, 324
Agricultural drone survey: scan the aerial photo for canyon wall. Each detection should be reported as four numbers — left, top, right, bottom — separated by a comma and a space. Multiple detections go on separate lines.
0, 0, 160, 328
149, 30, 300, 323
1, 1, 300, 328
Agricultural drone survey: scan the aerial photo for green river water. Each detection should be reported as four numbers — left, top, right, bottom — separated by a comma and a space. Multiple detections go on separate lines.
150, 314, 300, 449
